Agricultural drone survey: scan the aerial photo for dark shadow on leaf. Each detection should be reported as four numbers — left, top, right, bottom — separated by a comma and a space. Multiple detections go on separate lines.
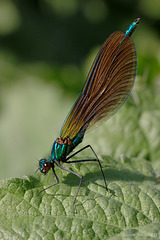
62, 166, 156, 187
21, 175, 43, 191
103, 167, 156, 182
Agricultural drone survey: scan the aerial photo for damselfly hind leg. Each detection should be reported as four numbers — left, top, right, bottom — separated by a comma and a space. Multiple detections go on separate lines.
65, 145, 115, 210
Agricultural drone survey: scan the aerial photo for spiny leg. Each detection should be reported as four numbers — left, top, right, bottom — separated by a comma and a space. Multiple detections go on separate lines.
55, 162, 82, 213
66, 144, 109, 192
38, 167, 59, 195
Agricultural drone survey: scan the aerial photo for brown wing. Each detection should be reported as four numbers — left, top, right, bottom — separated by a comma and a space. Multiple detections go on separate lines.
60, 31, 137, 139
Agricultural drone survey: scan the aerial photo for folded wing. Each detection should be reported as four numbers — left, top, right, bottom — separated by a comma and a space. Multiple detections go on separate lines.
60, 31, 137, 140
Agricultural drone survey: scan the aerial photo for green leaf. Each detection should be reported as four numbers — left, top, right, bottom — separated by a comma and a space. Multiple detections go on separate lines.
0, 155, 160, 239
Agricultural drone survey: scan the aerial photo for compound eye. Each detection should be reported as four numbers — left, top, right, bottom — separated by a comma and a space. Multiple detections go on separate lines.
39, 159, 51, 175
43, 163, 51, 174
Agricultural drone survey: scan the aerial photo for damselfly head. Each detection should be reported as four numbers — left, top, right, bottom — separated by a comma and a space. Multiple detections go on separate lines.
39, 158, 51, 175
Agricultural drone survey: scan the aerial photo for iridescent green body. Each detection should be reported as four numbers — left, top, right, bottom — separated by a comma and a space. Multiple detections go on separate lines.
39, 133, 84, 174
51, 133, 84, 162
125, 21, 137, 36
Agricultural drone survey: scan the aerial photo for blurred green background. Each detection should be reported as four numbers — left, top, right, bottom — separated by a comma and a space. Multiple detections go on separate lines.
0, 0, 159, 180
